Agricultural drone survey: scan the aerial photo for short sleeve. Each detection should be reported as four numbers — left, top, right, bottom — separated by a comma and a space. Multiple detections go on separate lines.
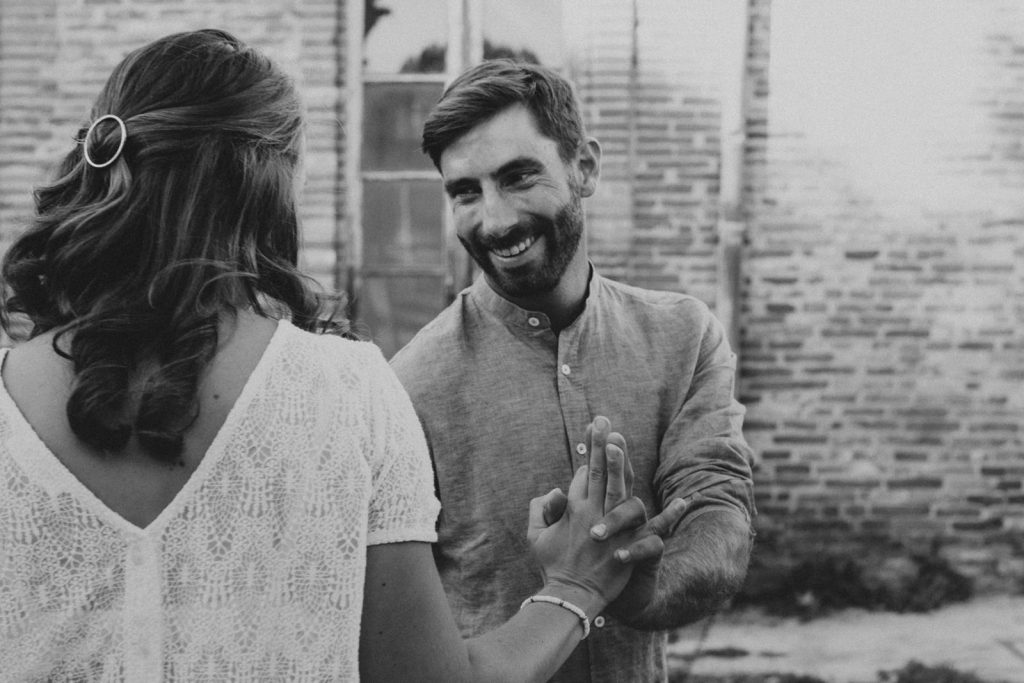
355, 342, 441, 546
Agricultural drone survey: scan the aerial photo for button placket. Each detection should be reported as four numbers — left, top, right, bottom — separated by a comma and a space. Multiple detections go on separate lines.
124, 537, 163, 680
556, 328, 588, 469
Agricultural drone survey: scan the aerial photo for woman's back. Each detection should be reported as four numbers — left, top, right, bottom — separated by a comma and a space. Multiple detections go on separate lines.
0, 319, 440, 680
2, 311, 277, 528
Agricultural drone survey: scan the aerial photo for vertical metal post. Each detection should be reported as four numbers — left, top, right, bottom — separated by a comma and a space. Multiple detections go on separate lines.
342, 0, 365, 316
627, 0, 639, 236
716, 0, 754, 367
445, 0, 482, 299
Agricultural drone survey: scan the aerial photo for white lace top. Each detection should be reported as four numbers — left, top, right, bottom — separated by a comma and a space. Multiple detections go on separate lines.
0, 321, 440, 682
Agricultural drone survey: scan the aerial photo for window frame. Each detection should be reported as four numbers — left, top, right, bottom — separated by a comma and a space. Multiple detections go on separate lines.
343, 0, 480, 343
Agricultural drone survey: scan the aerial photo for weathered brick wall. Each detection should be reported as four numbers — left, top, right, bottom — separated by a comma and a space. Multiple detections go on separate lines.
741, 0, 1024, 592
566, 0, 636, 284
573, 0, 732, 305
3, 0, 1023, 593
0, 0, 346, 300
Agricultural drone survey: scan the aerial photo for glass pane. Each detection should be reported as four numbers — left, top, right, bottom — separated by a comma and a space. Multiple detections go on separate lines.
363, 82, 443, 171
363, 179, 445, 268
483, 0, 563, 68
363, 0, 448, 74
357, 274, 447, 358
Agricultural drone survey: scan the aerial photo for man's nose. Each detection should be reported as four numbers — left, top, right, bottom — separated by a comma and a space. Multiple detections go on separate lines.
479, 190, 518, 236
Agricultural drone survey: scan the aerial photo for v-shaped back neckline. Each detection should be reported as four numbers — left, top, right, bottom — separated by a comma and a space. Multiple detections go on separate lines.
0, 319, 291, 536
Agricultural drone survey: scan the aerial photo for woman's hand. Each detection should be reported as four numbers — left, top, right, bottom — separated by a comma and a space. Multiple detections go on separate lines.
527, 417, 650, 605
527, 417, 688, 611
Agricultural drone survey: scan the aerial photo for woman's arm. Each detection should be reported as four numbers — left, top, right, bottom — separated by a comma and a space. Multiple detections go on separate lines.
359, 417, 680, 682
361, 540, 605, 682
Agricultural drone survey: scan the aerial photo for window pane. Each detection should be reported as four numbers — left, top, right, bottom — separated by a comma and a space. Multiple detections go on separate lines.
358, 274, 448, 358
363, 179, 445, 268
483, 0, 563, 68
363, 0, 448, 74
363, 82, 443, 171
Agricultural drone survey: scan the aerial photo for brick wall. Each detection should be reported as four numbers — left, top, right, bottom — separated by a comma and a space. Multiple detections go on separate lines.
0, 0, 346, 296
2, 0, 1023, 592
741, 0, 1024, 591
574, 0, 737, 305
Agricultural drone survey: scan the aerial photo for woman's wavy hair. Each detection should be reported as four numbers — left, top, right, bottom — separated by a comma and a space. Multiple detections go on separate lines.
1, 29, 353, 463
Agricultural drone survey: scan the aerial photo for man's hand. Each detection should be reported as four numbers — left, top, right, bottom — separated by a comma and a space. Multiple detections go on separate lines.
585, 422, 687, 622
597, 496, 687, 622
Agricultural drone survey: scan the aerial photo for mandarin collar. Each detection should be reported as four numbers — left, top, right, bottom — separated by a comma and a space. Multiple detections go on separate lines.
469, 264, 599, 334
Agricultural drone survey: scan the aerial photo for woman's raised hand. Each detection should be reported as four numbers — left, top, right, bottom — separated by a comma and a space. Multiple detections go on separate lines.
527, 416, 678, 607
362, 416, 687, 682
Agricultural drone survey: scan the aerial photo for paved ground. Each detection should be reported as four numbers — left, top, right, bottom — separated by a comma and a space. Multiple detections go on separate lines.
667, 595, 1024, 682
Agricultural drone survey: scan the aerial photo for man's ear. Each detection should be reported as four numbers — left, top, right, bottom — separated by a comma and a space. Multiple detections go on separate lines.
576, 137, 602, 198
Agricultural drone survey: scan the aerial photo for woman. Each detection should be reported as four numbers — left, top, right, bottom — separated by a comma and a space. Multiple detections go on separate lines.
0, 30, 676, 681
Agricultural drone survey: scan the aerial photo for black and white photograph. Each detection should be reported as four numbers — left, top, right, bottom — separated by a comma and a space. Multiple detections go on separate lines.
0, 1, 1022, 681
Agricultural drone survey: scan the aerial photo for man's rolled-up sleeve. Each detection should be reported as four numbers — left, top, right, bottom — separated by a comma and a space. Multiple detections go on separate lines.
652, 309, 756, 525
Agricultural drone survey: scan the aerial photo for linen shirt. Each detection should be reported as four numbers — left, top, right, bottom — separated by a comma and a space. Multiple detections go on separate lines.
391, 268, 755, 683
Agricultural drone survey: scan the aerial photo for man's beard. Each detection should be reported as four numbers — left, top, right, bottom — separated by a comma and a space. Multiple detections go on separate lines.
461, 191, 584, 300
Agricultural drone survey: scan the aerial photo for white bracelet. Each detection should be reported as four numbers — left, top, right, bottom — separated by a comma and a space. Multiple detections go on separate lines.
520, 594, 591, 640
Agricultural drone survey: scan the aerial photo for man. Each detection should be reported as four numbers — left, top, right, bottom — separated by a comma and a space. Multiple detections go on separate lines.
391, 59, 755, 683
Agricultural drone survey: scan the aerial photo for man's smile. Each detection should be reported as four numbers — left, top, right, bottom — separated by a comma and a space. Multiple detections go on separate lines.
491, 234, 538, 259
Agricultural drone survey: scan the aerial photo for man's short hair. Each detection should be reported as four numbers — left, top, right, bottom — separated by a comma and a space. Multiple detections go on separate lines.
421, 59, 585, 170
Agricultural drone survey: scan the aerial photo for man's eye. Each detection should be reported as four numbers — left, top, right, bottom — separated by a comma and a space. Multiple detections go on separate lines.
451, 188, 479, 203
448, 185, 477, 197
507, 171, 535, 186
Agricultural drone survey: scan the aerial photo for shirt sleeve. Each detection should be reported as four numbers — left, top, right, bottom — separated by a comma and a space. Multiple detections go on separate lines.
356, 342, 442, 546
652, 305, 756, 524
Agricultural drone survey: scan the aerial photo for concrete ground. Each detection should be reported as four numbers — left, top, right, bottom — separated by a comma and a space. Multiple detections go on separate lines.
667, 595, 1024, 682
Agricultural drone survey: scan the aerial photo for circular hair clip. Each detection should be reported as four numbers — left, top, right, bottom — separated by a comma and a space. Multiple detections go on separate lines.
83, 114, 127, 169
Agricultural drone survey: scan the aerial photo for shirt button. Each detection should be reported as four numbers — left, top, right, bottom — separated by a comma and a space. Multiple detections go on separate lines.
594, 615, 606, 628
527, 316, 540, 327
560, 364, 571, 376
576, 443, 587, 455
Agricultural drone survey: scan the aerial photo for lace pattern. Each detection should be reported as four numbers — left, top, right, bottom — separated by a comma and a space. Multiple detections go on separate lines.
0, 322, 440, 681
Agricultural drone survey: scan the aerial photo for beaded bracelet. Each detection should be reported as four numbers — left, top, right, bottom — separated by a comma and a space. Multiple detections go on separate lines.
520, 594, 591, 639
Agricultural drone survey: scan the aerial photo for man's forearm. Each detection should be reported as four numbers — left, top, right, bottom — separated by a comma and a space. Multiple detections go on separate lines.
618, 507, 752, 631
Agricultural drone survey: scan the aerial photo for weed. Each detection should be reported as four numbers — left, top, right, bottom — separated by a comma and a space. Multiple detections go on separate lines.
670, 674, 827, 683
670, 663, 1003, 683
877, 660, 996, 683
732, 539, 972, 619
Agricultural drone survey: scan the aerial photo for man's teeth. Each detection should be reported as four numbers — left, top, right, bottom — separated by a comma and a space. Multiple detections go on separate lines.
492, 236, 536, 258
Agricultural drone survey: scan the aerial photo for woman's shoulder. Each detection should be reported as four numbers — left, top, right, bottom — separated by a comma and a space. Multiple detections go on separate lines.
280, 321, 383, 360
275, 320, 394, 387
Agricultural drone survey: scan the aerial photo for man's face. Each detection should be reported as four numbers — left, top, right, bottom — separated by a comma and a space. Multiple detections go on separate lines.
439, 105, 589, 301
